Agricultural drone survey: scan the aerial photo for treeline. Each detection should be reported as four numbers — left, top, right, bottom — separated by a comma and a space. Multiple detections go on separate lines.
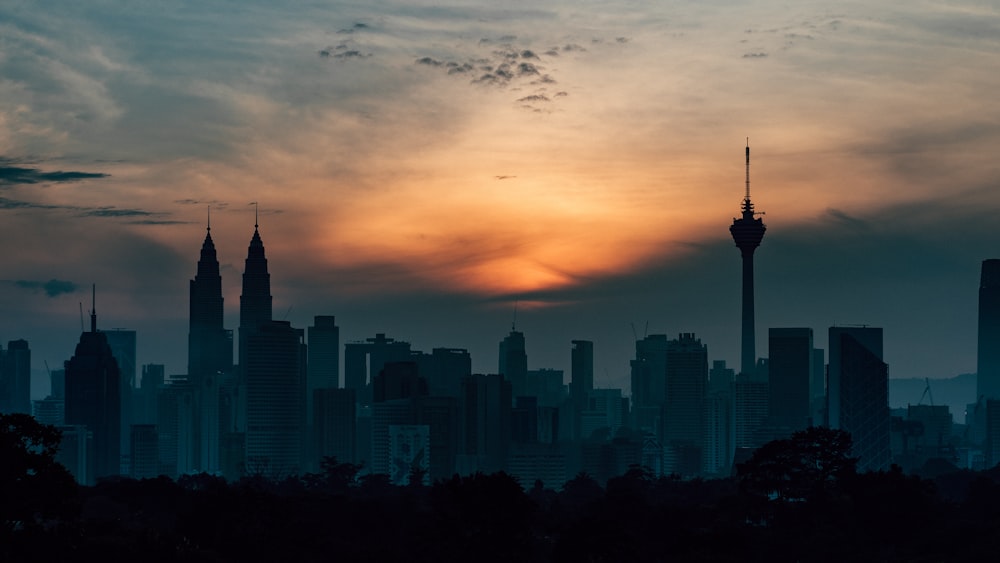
5, 416, 1000, 562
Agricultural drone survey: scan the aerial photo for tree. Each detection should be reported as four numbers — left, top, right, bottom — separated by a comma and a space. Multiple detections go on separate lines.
737, 426, 857, 502
0, 413, 78, 533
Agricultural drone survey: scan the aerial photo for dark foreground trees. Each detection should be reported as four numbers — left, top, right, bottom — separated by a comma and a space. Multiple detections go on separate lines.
10, 419, 1000, 561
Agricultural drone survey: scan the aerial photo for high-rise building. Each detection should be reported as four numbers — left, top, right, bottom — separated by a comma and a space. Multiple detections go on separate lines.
0, 339, 31, 414
307, 315, 340, 400
64, 295, 121, 482
130, 424, 159, 479
245, 320, 305, 479
729, 143, 766, 376
313, 388, 357, 467
978, 259, 1000, 401
104, 329, 136, 459
630, 334, 668, 434
705, 360, 735, 476
663, 333, 708, 476
768, 328, 815, 433
344, 334, 412, 406
188, 219, 234, 474
570, 340, 594, 441
828, 326, 890, 472
458, 374, 512, 474
239, 218, 273, 371
189, 218, 233, 379
499, 329, 528, 400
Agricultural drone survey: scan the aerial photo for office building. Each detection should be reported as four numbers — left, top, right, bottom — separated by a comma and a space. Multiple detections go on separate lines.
828, 326, 890, 472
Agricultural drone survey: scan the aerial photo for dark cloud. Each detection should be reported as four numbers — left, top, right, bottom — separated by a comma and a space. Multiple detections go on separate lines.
0, 161, 109, 186
517, 94, 550, 103
531, 74, 556, 85
80, 208, 156, 218
615, 37, 629, 43
517, 62, 539, 76
545, 49, 559, 56
742, 52, 768, 58
12, 279, 78, 297
337, 22, 369, 34
447, 62, 474, 74
0, 197, 59, 210
416, 57, 443, 66
555, 91, 568, 97
562, 43, 586, 52
127, 220, 194, 225
521, 50, 539, 59
334, 50, 370, 59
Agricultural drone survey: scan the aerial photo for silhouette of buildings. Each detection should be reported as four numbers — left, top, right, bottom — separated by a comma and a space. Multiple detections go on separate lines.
705, 360, 735, 476
64, 293, 122, 482
978, 259, 1000, 402
729, 143, 766, 376
313, 387, 356, 467
0, 339, 31, 414
828, 326, 890, 472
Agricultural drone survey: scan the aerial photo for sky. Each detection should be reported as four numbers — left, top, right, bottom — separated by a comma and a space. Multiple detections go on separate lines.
2, 0, 999, 397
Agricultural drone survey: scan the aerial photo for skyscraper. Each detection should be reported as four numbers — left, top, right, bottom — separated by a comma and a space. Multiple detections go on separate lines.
768, 327, 815, 433
0, 339, 31, 414
64, 291, 121, 482
104, 329, 136, 459
239, 215, 273, 371
189, 216, 234, 380
570, 340, 594, 441
499, 328, 528, 400
978, 259, 1000, 401
663, 333, 708, 476
729, 142, 766, 376
245, 320, 305, 478
828, 326, 890, 472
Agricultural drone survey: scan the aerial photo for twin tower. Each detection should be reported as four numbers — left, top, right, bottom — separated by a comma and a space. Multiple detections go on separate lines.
188, 213, 272, 384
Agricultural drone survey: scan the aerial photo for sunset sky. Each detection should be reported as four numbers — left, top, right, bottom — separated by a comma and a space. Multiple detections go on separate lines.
2, 1, 999, 397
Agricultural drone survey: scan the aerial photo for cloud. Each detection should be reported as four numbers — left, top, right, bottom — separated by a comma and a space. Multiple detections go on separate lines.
0, 161, 109, 186
517, 94, 549, 103
11, 279, 78, 297
81, 208, 157, 218
742, 52, 768, 58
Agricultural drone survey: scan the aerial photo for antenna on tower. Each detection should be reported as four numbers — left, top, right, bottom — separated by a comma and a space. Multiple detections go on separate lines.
249, 201, 259, 228
207, 205, 211, 231
745, 137, 751, 201
512, 300, 518, 331
90, 284, 97, 333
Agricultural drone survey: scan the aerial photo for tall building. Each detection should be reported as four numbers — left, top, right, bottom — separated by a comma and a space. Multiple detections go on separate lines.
828, 326, 890, 472
314, 388, 357, 466
104, 329, 136, 459
729, 143, 766, 376
630, 334, 668, 434
499, 328, 528, 400
239, 217, 273, 371
768, 328, 815, 433
458, 374, 512, 474
0, 339, 31, 414
978, 259, 1000, 401
64, 294, 122, 482
245, 320, 305, 478
344, 334, 412, 406
189, 217, 234, 379
663, 333, 708, 476
570, 340, 594, 440
705, 360, 735, 476
188, 218, 234, 474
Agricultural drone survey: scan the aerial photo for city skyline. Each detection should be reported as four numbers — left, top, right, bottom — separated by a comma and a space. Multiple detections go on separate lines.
2, 1, 999, 388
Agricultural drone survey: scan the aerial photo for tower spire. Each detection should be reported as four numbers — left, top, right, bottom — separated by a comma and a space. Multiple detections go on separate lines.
90, 283, 97, 333
729, 140, 766, 376
207, 205, 211, 232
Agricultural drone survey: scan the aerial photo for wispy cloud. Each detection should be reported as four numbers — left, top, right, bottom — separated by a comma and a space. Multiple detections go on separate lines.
9, 279, 78, 297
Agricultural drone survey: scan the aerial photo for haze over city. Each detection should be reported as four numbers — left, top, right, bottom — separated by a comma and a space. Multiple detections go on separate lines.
2, 0, 999, 390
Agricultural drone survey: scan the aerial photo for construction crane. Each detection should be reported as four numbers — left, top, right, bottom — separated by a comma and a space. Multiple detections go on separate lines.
917, 377, 935, 406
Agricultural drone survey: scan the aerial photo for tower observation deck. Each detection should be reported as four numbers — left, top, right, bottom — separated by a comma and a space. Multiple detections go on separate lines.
729, 142, 766, 376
